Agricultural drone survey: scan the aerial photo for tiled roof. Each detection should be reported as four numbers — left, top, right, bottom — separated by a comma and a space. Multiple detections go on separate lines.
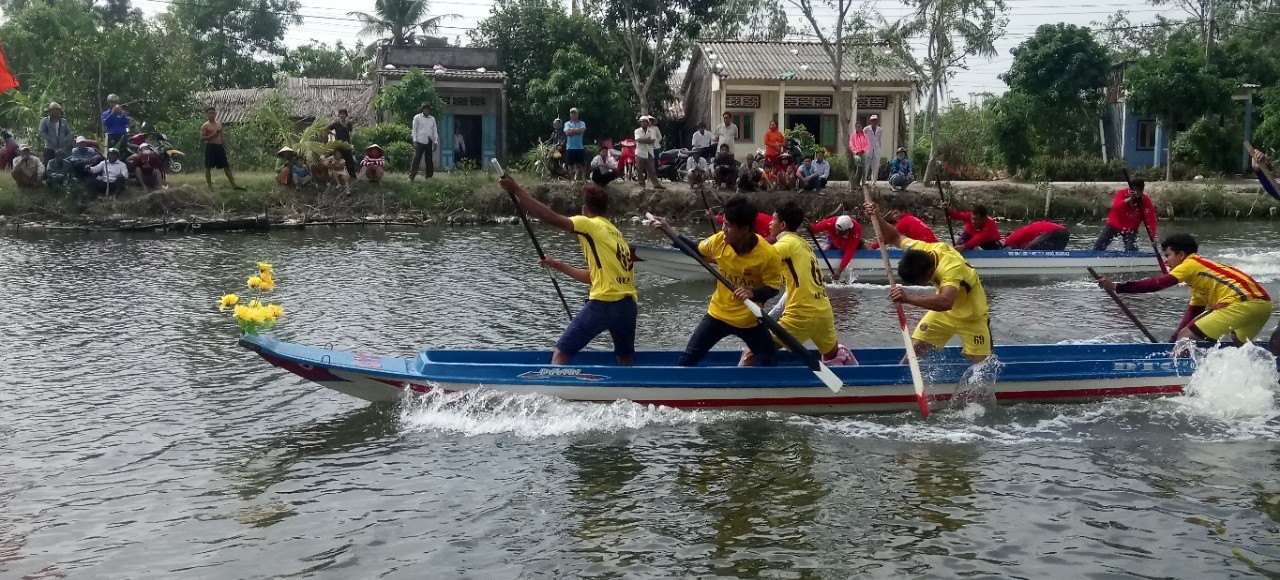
694, 40, 917, 83
196, 77, 376, 125
379, 67, 507, 82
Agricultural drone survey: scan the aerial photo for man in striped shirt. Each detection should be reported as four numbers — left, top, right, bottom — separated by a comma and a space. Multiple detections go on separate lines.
1097, 233, 1272, 343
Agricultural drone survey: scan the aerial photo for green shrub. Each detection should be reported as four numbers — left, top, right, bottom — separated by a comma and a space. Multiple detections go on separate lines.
1133, 163, 1203, 181
1170, 117, 1237, 176
385, 142, 414, 172
352, 123, 412, 152
828, 153, 850, 181
1025, 154, 1127, 181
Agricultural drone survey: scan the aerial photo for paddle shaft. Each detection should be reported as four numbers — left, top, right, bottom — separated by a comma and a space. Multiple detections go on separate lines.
653, 222, 822, 372
1087, 267, 1158, 343
1123, 168, 1168, 274
493, 158, 573, 321
934, 161, 957, 245
864, 187, 930, 418
806, 227, 838, 279
697, 189, 720, 235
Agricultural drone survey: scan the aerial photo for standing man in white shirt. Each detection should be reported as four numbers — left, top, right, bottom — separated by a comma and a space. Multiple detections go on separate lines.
690, 121, 715, 158
713, 112, 738, 154
634, 115, 665, 190
410, 103, 440, 180
864, 114, 884, 185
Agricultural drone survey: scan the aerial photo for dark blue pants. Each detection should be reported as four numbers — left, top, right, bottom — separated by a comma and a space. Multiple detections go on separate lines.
556, 297, 637, 358
679, 314, 777, 367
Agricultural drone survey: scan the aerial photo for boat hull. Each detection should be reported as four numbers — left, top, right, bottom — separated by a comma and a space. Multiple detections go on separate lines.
632, 244, 1161, 282
240, 334, 1202, 414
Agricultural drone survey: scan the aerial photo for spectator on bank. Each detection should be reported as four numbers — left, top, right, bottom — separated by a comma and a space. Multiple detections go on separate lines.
738, 154, 764, 192
45, 150, 72, 190
133, 144, 167, 191
634, 115, 664, 190
812, 150, 831, 192
691, 121, 715, 158
69, 136, 100, 178
686, 149, 710, 189
0, 131, 17, 169
361, 144, 386, 183
89, 149, 129, 195
563, 107, 587, 181
102, 95, 131, 152
39, 102, 72, 163
764, 120, 785, 167
848, 121, 869, 185
12, 145, 44, 189
798, 155, 821, 192
200, 106, 247, 191
454, 127, 466, 161
774, 154, 797, 190
888, 147, 914, 191
410, 103, 439, 180
713, 143, 737, 190
864, 115, 884, 185
713, 112, 738, 153
275, 146, 297, 186
590, 142, 620, 186
327, 109, 357, 178
290, 155, 312, 188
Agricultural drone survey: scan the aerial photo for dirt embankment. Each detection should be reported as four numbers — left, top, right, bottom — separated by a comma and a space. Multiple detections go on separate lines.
3, 177, 1276, 232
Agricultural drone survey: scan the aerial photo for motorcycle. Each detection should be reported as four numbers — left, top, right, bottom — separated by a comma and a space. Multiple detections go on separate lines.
656, 147, 690, 182
128, 123, 186, 173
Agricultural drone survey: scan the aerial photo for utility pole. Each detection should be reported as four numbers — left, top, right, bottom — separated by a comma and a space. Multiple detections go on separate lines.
1206, 0, 1215, 64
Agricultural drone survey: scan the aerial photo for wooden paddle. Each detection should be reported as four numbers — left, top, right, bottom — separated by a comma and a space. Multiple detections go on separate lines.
1244, 141, 1280, 200
645, 212, 843, 393
806, 203, 844, 280
492, 159, 574, 320
696, 188, 720, 235
934, 162, 957, 246
1122, 167, 1168, 274
863, 185, 930, 418
1087, 267, 1158, 343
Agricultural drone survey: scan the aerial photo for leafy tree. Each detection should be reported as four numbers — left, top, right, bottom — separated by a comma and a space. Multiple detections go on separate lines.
526, 49, 635, 144
989, 92, 1035, 174
787, 0, 864, 165
702, 0, 789, 40
161, 0, 300, 89
1126, 38, 1232, 180
598, 0, 729, 115
349, 0, 452, 46
280, 41, 369, 79
1091, 11, 1182, 61
896, 0, 1007, 183
373, 68, 446, 124
1002, 24, 1109, 108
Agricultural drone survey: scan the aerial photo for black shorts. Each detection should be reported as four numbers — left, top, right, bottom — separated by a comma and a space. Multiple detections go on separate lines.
205, 144, 229, 169
564, 148, 586, 165
1025, 229, 1070, 251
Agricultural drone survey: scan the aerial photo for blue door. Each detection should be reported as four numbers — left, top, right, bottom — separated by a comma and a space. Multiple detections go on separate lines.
482, 114, 498, 163
440, 113, 455, 170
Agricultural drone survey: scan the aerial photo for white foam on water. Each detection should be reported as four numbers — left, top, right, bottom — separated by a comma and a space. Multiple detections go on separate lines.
1055, 332, 1140, 345
1177, 343, 1280, 421
1218, 251, 1280, 282
396, 388, 720, 438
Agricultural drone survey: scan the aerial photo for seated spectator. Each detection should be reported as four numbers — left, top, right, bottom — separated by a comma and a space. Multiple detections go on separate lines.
132, 144, 167, 191
888, 147, 914, 191
0, 131, 17, 169
812, 149, 831, 192
737, 154, 764, 192
712, 143, 737, 190
291, 156, 312, 188
12, 145, 44, 189
690, 122, 715, 159
360, 144, 386, 183
325, 153, 350, 192
88, 149, 129, 195
276, 146, 296, 186
774, 154, 797, 190
69, 137, 101, 178
45, 150, 72, 190
797, 155, 820, 191
686, 149, 710, 188
590, 142, 620, 186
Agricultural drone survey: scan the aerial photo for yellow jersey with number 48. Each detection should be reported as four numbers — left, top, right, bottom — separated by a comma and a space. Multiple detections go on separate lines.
773, 232, 833, 321
699, 232, 782, 328
570, 215, 637, 302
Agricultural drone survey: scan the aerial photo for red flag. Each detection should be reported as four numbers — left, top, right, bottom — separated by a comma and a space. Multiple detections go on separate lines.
0, 39, 19, 94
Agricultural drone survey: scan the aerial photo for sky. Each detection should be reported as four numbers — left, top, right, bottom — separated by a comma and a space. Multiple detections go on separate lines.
136, 0, 1182, 101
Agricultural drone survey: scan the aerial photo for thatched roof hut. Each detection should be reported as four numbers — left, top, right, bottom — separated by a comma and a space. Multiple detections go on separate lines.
196, 77, 377, 125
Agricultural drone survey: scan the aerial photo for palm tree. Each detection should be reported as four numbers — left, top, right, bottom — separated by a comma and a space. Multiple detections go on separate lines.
348, 0, 452, 46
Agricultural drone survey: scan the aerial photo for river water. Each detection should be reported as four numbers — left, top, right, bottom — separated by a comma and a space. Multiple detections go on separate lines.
5, 219, 1280, 579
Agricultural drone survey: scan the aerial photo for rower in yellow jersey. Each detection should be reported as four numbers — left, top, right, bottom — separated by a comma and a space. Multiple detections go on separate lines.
1097, 233, 1272, 343
865, 201, 992, 363
743, 202, 857, 366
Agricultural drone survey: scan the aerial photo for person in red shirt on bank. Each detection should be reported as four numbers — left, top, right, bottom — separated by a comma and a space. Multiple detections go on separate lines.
717, 211, 774, 241
1003, 221, 1069, 250
947, 204, 1002, 250
811, 214, 864, 279
1094, 178, 1157, 252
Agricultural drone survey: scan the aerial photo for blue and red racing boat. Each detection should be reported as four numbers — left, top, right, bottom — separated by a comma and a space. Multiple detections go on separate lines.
239, 334, 1218, 414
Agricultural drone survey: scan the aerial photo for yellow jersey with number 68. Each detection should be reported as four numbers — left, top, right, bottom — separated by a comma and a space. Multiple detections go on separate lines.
773, 231, 833, 321
900, 236, 988, 320
570, 215, 637, 302
699, 232, 782, 328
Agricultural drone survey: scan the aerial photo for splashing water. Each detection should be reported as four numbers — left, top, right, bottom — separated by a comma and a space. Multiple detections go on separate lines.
396, 388, 720, 438
1219, 251, 1280, 283
1179, 342, 1280, 420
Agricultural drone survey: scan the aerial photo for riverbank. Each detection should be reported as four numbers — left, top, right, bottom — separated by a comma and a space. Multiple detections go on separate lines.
1, 170, 1276, 231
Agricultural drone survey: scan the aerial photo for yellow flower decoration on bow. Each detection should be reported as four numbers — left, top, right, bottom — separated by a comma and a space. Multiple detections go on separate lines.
218, 294, 240, 312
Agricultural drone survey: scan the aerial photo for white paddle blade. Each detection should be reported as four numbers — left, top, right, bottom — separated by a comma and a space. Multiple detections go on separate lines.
743, 299, 763, 318
490, 158, 506, 175
815, 361, 843, 393
900, 326, 930, 418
